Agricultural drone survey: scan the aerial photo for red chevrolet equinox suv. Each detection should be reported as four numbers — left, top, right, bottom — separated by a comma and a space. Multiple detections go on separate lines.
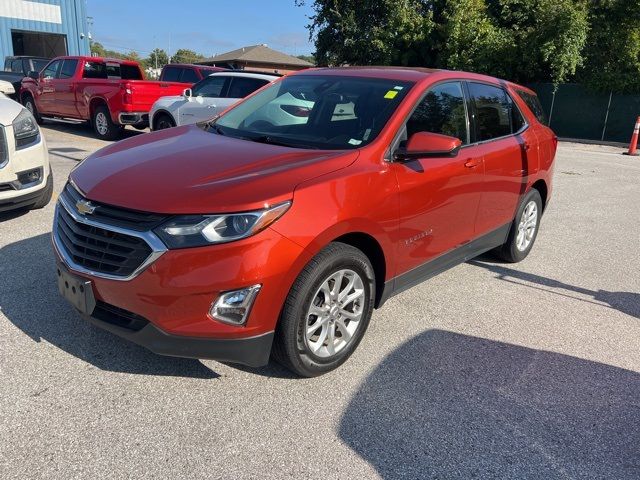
53, 67, 556, 376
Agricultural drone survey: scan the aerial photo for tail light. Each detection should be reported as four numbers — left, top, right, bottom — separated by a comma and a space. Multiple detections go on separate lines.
122, 83, 133, 104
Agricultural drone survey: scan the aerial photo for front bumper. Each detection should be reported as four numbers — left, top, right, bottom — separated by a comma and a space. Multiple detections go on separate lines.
83, 309, 274, 367
52, 204, 309, 364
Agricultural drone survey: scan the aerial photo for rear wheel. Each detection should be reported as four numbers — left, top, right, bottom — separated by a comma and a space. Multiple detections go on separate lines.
154, 113, 175, 130
273, 242, 375, 377
92, 105, 122, 140
22, 95, 42, 124
494, 188, 543, 263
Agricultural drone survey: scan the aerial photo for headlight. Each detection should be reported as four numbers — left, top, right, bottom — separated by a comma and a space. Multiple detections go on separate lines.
155, 201, 291, 248
12, 108, 39, 147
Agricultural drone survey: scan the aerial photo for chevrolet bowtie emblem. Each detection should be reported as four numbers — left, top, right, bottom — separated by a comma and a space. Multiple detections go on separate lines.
75, 199, 96, 215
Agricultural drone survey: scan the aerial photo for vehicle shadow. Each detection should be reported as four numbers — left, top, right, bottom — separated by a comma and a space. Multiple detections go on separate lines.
339, 329, 640, 479
0, 207, 31, 223
469, 258, 640, 320
42, 119, 146, 142
0, 233, 218, 379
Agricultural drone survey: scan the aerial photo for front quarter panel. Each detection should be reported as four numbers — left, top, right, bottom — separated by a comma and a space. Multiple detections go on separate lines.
270, 155, 400, 283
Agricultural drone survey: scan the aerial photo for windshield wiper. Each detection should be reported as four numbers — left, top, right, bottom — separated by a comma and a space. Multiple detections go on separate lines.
249, 135, 316, 149
208, 123, 225, 136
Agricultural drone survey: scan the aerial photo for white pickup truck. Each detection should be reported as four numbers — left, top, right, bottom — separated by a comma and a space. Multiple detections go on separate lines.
149, 71, 280, 130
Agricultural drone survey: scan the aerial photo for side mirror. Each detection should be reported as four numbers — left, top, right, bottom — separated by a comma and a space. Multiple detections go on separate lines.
0, 80, 15, 95
183, 88, 193, 100
395, 132, 462, 161
27, 70, 40, 80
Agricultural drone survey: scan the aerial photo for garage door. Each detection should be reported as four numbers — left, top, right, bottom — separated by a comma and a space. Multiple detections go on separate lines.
11, 30, 68, 57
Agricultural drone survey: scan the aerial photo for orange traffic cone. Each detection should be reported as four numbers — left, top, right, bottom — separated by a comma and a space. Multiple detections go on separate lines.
624, 116, 640, 156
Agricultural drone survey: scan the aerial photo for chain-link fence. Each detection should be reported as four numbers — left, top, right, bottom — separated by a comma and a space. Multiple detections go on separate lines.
529, 83, 640, 143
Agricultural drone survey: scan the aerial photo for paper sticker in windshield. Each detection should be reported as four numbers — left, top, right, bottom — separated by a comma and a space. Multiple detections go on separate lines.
363, 129, 372, 141
384, 90, 398, 99
393, 86, 404, 90
348, 139, 363, 145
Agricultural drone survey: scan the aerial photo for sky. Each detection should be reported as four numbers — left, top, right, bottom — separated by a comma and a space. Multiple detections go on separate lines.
85, 0, 315, 58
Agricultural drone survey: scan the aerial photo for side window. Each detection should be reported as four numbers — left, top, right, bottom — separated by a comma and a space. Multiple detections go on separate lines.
192, 76, 227, 98
105, 64, 121, 79
11, 59, 22, 73
83, 61, 107, 79
162, 66, 181, 82
227, 77, 269, 99
120, 64, 143, 80
180, 68, 199, 84
508, 94, 526, 133
517, 90, 548, 126
59, 59, 78, 79
42, 60, 62, 79
406, 82, 468, 144
468, 82, 511, 141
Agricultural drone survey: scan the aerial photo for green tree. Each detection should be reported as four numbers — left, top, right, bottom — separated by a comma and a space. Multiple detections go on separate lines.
298, 0, 590, 86
171, 48, 205, 64
301, 0, 434, 66
148, 48, 169, 69
580, 0, 640, 92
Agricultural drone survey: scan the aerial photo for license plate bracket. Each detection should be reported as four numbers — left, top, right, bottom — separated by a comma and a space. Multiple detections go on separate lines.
56, 264, 96, 315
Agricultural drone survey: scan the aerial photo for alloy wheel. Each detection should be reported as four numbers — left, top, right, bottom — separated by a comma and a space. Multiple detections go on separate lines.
516, 200, 538, 251
304, 269, 365, 358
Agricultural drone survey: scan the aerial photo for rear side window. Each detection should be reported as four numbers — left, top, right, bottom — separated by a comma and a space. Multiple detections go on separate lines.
11, 59, 22, 72
32, 59, 49, 73
162, 66, 181, 82
468, 82, 512, 141
59, 59, 78, 79
227, 77, 269, 99
83, 61, 107, 79
180, 68, 199, 84
120, 64, 142, 80
517, 90, 548, 125
406, 82, 469, 144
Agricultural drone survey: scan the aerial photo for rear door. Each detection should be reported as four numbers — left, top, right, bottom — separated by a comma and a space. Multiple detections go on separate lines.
178, 75, 230, 125
466, 81, 532, 235
391, 81, 484, 278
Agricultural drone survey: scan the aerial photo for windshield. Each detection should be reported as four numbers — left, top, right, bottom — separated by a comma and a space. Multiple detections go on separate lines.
213, 75, 414, 150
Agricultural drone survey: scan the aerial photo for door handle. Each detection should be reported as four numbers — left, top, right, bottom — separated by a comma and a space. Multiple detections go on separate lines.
464, 158, 481, 168
207, 104, 217, 108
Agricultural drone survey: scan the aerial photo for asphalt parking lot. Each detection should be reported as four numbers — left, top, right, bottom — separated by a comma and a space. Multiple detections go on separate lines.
1, 122, 639, 479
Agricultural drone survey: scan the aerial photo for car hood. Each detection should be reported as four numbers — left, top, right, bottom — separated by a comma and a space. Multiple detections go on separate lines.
71, 125, 358, 214
0, 94, 24, 126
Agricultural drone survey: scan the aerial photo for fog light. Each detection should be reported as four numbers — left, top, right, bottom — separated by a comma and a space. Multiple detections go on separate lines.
209, 284, 261, 326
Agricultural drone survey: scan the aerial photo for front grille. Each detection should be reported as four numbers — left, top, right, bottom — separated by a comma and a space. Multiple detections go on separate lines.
92, 301, 149, 331
62, 183, 168, 231
0, 183, 15, 192
0, 126, 7, 169
56, 202, 154, 277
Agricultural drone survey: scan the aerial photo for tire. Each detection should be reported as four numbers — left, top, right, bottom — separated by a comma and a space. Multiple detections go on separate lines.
494, 188, 543, 263
31, 172, 53, 209
22, 94, 42, 124
273, 242, 375, 377
92, 105, 122, 140
154, 113, 175, 131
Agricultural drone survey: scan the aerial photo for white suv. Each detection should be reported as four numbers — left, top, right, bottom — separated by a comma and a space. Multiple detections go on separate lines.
150, 71, 280, 130
0, 80, 52, 213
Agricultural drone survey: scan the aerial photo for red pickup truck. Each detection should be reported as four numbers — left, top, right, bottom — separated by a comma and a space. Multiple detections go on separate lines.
20, 56, 186, 140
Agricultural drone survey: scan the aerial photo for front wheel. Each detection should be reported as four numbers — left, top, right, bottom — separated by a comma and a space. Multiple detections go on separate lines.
153, 113, 176, 131
273, 242, 375, 377
22, 95, 42, 124
494, 188, 543, 263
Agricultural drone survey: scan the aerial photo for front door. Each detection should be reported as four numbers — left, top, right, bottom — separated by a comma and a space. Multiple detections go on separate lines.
35, 59, 62, 114
179, 75, 230, 125
53, 58, 79, 118
391, 81, 484, 279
